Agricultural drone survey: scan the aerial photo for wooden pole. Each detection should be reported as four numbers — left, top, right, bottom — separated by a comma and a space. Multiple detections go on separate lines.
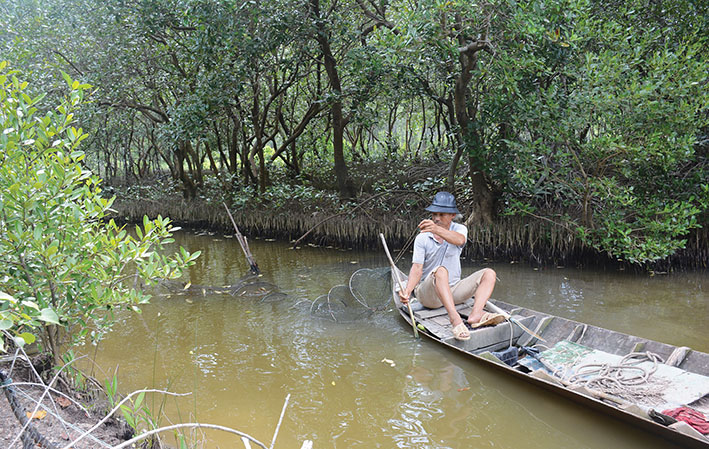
379, 233, 419, 338
485, 300, 546, 343
223, 202, 260, 274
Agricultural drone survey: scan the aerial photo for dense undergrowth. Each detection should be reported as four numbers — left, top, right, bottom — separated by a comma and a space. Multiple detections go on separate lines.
107, 162, 708, 272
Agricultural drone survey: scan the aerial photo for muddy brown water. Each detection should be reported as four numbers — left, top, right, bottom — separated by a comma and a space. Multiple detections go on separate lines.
89, 230, 707, 448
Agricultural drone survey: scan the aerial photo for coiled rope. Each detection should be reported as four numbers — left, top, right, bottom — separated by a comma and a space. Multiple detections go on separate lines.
565, 351, 667, 404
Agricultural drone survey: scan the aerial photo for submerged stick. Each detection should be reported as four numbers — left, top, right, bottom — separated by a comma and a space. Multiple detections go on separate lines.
380, 233, 419, 338
223, 202, 260, 274
270, 393, 290, 449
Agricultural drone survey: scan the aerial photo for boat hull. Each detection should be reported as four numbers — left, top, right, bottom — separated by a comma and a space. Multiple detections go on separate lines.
390, 266, 709, 448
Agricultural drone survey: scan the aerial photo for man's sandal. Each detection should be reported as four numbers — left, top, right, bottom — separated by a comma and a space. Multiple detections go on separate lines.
452, 322, 471, 341
469, 312, 506, 328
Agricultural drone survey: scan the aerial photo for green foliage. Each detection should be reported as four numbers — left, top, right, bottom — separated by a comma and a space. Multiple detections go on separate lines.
104, 369, 182, 448
0, 64, 200, 357
2, 0, 707, 264
502, 1, 709, 263
105, 374, 151, 435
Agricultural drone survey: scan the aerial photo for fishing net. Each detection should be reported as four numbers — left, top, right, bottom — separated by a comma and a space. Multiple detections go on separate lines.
260, 291, 288, 302
309, 285, 371, 322
154, 265, 394, 322
309, 294, 333, 319
310, 267, 393, 322
348, 267, 392, 311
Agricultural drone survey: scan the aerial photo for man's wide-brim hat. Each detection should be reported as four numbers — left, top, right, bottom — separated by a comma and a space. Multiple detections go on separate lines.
425, 191, 460, 214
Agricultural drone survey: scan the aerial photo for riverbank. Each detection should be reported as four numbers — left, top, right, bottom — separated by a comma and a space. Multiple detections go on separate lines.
0, 357, 132, 449
110, 194, 708, 271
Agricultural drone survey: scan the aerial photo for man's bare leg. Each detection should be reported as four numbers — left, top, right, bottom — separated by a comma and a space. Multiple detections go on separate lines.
433, 267, 465, 328
467, 268, 497, 325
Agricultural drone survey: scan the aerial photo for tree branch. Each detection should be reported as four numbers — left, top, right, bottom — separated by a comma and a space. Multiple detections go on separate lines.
52, 50, 84, 76
98, 101, 169, 123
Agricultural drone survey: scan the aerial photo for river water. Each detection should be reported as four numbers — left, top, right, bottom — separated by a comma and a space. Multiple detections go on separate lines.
90, 230, 707, 448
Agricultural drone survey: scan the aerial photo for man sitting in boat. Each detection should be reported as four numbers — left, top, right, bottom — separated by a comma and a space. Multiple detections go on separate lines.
398, 191, 500, 341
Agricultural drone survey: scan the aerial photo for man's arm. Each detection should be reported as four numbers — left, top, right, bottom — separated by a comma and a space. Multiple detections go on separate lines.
418, 220, 466, 246
399, 263, 423, 305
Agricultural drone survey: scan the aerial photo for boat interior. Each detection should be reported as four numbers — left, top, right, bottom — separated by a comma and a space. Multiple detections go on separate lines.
402, 296, 709, 445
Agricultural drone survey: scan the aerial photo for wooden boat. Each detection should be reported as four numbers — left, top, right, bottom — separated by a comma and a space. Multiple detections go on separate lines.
390, 266, 709, 448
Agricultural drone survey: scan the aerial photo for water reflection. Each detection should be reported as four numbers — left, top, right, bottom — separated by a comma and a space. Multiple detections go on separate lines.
87, 231, 704, 448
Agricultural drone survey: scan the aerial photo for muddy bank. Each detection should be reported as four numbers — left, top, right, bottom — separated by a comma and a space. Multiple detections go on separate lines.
111, 197, 707, 270
0, 358, 132, 449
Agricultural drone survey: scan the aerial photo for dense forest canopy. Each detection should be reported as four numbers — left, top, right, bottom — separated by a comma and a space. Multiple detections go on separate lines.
1, 0, 707, 264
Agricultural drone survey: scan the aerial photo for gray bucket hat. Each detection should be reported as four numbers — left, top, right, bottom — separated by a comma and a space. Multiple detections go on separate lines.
425, 191, 460, 214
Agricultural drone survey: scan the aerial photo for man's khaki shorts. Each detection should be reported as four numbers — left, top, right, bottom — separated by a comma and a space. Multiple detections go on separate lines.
414, 267, 488, 309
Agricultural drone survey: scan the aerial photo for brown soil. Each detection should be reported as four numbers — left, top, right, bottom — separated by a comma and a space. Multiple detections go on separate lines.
1, 358, 132, 449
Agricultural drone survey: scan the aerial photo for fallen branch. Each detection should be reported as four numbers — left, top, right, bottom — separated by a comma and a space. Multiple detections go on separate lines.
292, 190, 423, 249
107, 423, 269, 449
59, 388, 191, 449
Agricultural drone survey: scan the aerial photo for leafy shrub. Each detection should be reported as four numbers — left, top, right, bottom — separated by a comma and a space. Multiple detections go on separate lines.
0, 63, 199, 361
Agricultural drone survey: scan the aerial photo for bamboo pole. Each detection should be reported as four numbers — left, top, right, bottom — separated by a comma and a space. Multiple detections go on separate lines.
379, 233, 419, 338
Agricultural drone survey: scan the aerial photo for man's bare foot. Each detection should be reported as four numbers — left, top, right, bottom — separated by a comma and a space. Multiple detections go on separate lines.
467, 312, 484, 325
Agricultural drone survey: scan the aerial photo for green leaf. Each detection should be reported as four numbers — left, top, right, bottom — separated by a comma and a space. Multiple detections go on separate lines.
121, 405, 137, 428
22, 300, 40, 311
134, 391, 145, 409
61, 70, 73, 87
19, 332, 35, 344
0, 292, 17, 303
0, 319, 13, 331
39, 308, 60, 325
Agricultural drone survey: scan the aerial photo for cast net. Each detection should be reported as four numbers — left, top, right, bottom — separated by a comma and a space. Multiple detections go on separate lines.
310, 267, 393, 322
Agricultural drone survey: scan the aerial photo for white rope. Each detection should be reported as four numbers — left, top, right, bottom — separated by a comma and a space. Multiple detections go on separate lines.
565, 351, 666, 403
7, 355, 82, 449
12, 387, 111, 448
58, 389, 191, 449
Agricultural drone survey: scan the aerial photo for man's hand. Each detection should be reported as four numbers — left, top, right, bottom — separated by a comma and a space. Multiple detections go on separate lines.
418, 219, 438, 234
398, 289, 410, 305
418, 215, 466, 246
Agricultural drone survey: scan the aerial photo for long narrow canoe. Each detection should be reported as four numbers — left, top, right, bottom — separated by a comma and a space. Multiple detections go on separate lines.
390, 266, 709, 448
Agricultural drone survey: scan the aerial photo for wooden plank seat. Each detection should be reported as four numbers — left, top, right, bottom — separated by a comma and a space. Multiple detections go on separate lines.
404, 299, 534, 353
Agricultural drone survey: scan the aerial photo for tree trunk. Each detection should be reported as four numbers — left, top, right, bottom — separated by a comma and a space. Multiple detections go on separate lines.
449, 46, 495, 224
310, 0, 355, 200
176, 141, 197, 199
468, 152, 495, 225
